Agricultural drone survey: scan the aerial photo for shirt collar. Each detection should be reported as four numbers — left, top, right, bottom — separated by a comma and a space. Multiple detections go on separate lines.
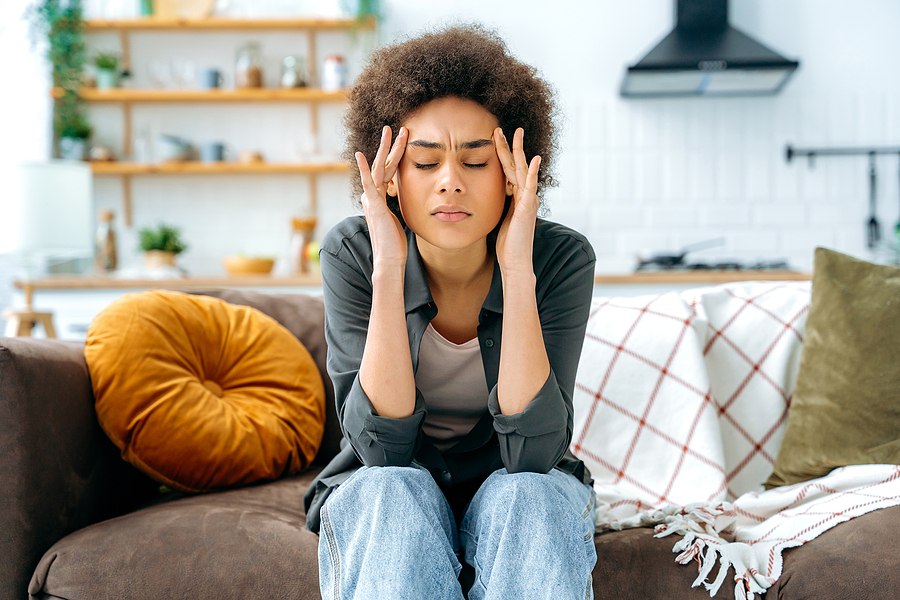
402, 227, 504, 316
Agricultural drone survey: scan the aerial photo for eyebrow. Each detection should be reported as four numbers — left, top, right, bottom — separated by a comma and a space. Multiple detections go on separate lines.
408, 138, 493, 151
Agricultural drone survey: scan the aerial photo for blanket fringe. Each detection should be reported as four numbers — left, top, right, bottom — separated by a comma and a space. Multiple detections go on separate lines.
654, 506, 771, 600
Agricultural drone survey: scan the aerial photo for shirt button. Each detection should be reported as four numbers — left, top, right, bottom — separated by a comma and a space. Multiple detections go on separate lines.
485, 339, 494, 348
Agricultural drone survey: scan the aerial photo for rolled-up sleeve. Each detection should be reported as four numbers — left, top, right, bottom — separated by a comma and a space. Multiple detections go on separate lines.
320, 230, 425, 467
487, 370, 569, 472
488, 232, 596, 474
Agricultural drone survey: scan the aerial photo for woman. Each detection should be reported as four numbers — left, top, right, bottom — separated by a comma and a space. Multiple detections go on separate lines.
304, 24, 597, 600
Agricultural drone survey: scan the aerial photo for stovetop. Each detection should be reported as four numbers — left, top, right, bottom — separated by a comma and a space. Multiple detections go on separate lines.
636, 258, 792, 272
635, 239, 792, 272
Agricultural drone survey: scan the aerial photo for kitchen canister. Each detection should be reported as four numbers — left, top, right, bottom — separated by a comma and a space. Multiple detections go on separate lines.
235, 42, 264, 88
321, 55, 346, 92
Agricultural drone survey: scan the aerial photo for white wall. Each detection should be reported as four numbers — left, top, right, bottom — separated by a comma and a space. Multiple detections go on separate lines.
380, 0, 900, 271
0, 0, 54, 320
3, 0, 899, 304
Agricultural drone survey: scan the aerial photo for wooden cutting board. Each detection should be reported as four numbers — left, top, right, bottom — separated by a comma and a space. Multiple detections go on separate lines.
154, 0, 217, 19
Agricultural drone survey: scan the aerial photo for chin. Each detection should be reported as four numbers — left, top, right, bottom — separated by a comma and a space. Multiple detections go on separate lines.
415, 225, 489, 252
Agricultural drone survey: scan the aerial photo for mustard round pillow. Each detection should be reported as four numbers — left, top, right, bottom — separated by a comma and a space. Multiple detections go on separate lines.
85, 290, 326, 493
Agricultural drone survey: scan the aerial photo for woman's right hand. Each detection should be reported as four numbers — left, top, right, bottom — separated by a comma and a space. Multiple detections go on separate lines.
355, 126, 409, 270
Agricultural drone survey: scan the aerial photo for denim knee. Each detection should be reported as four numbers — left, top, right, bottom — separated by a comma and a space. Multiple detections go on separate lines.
460, 469, 597, 600
319, 464, 465, 600
474, 470, 569, 518
346, 464, 437, 497
330, 464, 457, 536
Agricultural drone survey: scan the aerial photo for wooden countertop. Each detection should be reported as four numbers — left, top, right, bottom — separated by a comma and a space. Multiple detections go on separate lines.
592, 270, 810, 284
14, 270, 810, 291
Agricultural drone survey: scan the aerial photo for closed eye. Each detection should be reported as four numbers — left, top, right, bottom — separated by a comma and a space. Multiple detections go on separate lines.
413, 162, 488, 169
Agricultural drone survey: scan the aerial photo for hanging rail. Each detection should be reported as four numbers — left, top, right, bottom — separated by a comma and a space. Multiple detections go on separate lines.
786, 144, 900, 165
784, 144, 900, 250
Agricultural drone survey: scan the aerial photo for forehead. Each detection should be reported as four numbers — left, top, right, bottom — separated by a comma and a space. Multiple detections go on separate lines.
402, 96, 499, 139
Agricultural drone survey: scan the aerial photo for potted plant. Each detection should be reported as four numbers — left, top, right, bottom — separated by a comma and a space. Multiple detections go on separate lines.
57, 111, 92, 160
138, 224, 188, 271
94, 52, 120, 89
27, 0, 92, 159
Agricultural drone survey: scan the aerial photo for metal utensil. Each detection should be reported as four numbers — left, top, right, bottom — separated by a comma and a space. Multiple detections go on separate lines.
867, 152, 880, 249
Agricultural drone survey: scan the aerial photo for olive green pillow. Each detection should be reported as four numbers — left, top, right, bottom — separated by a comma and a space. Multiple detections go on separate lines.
767, 247, 900, 488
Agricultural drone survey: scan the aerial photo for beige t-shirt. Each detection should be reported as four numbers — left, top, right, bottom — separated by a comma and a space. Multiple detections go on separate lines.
416, 323, 490, 452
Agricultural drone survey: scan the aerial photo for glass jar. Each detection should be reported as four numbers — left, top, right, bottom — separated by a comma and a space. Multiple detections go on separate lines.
94, 209, 118, 273
290, 216, 318, 275
281, 55, 308, 88
321, 54, 346, 92
235, 42, 264, 88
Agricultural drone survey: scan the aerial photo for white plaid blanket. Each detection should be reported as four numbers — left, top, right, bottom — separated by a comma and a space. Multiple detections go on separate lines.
571, 281, 900, 599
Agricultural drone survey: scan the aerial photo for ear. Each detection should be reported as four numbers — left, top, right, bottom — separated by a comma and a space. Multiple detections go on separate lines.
505, 178, 514, 196
387, 172, 399, 197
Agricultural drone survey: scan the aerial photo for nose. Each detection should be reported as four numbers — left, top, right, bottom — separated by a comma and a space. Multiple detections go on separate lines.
437, 161, 465, 195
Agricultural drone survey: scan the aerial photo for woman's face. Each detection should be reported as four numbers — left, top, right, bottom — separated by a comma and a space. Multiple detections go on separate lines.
388, 96, 510, 254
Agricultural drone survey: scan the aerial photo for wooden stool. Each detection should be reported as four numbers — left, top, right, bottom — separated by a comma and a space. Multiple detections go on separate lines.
2, 283, 56, 338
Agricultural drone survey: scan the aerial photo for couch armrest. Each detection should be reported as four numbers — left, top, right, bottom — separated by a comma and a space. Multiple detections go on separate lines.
0, 338, 156, 600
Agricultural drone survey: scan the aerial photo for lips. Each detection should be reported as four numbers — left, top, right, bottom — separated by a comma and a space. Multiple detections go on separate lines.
432, 205, 471, 222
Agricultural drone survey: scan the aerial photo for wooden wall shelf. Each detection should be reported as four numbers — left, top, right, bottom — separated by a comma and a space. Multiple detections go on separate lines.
54, 88, 347, 102
75, 15, 372, 246
91, 160, 348, 226
84, 17, 375, 31
90, 161, 350, 175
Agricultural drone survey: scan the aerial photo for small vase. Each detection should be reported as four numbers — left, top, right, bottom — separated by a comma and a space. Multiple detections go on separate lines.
144, 250, 177, 271
97, 68, 120, 89
59, 137, 87, 160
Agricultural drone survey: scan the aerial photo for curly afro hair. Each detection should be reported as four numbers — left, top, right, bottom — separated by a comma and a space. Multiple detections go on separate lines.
343, 23, 560, 219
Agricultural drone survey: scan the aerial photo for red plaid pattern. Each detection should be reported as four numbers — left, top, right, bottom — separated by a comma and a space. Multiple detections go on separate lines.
572, 281, 900, 600
572, 282, 811, 522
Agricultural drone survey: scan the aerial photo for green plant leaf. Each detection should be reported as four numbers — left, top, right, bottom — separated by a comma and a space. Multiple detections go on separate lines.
137, 224, 188, 254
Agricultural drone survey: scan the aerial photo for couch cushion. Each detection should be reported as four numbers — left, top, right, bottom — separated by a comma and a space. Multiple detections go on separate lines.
769, 504, 900, 597
85, 290, 326, 493
190, 289, 341, 465
30, 484, 900, 600
590, 505, 900, 599
29, 470, 323, 600
574, 281, 810, 524
767, 248, 900, 488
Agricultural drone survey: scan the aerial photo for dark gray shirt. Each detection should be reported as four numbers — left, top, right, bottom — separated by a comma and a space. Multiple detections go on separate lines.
304, 215, 596, 532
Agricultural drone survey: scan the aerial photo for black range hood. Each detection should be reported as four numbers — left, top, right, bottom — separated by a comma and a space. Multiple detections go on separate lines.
620, 0, 799, 98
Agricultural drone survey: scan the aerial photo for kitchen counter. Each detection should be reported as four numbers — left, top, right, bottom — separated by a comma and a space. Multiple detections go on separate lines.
14, 270, 810, 291
7, 270, 810, 341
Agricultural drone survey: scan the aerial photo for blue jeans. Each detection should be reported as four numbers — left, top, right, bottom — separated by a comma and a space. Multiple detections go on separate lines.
317, 464, 597, 600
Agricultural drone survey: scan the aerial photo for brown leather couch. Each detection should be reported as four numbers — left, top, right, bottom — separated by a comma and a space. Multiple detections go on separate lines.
2, 290, 898, 600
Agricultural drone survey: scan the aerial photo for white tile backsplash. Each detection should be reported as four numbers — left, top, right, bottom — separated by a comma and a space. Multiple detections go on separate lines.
572, 90, 900, 269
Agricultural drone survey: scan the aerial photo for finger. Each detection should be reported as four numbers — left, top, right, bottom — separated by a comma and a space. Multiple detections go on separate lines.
370, 126, 392, 186
383, 126, 408, 184
493, 128, 518, 187
355, 151, 380, 206
512, 128, 528, 184
525, 155, 541, 196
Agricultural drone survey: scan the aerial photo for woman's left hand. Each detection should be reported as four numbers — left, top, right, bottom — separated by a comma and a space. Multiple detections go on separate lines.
493, 127, 541, 275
